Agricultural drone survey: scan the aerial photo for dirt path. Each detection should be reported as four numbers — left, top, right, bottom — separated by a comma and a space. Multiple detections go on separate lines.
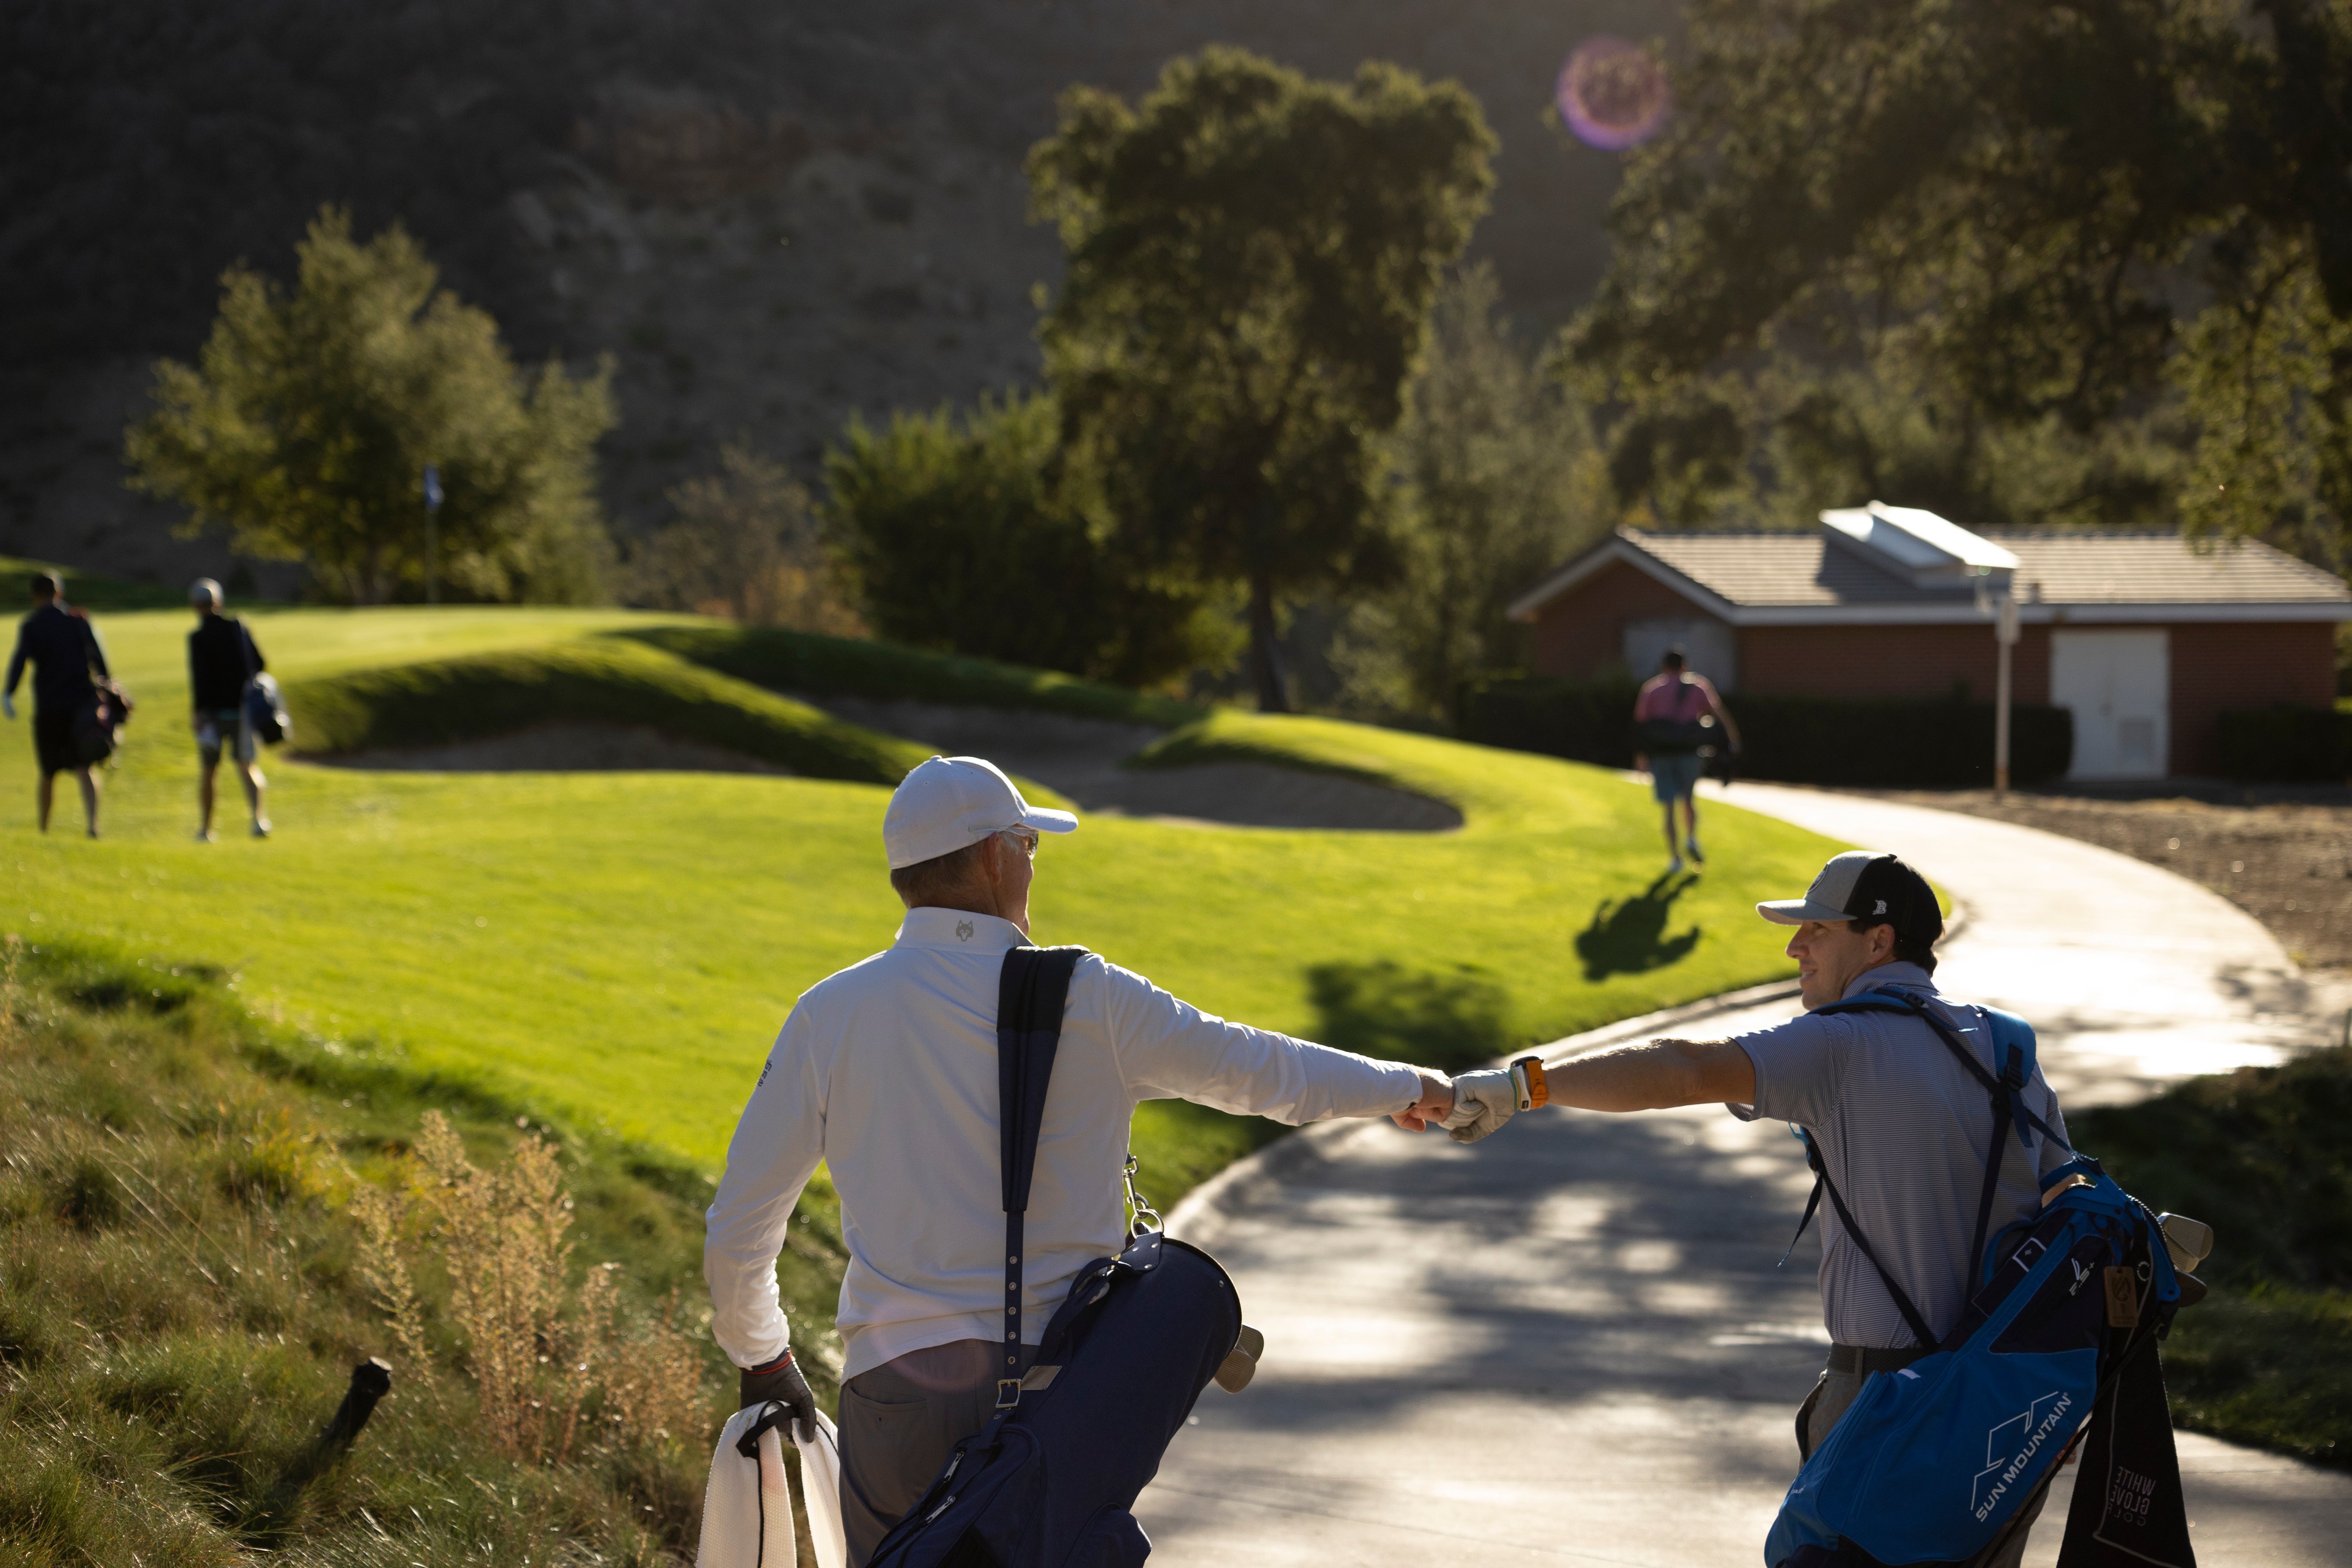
1871, 789, 2352, 975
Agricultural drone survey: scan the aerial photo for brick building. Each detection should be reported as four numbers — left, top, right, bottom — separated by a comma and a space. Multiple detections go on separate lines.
1506, 505, 2352, 779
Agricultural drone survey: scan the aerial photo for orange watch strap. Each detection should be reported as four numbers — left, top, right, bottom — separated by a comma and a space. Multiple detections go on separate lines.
1511, 1054, 1549, 1109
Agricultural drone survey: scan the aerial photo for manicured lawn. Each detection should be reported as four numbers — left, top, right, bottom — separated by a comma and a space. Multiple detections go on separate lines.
4, 608, 1842, 1195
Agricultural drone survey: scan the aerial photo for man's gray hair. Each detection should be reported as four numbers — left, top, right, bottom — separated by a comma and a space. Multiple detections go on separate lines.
189, 577, 223, 609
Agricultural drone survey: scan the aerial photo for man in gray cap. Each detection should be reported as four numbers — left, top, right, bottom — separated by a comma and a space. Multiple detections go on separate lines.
187, 578, 270, 840
1439, 849, 2072, 1567
704, 755, 1459, 1562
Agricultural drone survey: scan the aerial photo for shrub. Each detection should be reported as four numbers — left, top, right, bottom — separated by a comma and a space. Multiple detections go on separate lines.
1458, 676, 2073, 788
2216, 704, 2352, 781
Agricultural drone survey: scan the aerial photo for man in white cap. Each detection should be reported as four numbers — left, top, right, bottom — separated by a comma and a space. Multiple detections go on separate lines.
1438, 849, 2072, 1567
704, 754, 1458, 1562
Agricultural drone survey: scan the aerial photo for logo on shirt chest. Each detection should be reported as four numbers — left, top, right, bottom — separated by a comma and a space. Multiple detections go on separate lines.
956, 920, 974, 942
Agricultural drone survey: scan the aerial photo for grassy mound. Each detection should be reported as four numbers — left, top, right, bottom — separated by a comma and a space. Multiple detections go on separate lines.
289, 637, 933, 784
625, 622, 1202, 728
0, 936, 846, 1562
2072, 1047, 2352, 1466
7, 603, 1841, 1185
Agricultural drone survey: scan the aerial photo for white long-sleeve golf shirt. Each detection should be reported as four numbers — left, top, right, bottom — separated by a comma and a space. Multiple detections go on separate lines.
704, 907, 1423, 1379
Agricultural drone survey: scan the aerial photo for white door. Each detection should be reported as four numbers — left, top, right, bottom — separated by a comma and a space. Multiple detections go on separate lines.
1623, 617, 1738, 690
2050, 630, 2169, 780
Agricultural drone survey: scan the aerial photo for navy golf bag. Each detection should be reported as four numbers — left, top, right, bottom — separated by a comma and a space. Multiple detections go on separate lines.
865, 945, 1246, 1568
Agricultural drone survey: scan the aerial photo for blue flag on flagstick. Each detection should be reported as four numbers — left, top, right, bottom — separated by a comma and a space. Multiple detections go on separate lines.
422, 464, 442, 510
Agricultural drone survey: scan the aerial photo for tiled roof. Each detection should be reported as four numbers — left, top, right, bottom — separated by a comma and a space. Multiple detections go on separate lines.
1625, 528, 2351, 609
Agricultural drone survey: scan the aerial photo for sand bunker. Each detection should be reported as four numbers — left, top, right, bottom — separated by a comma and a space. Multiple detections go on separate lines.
310, 703, 1462, 832
805, 696, 1463, 832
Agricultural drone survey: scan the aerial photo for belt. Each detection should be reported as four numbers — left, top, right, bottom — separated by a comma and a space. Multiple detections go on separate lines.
1828, 1342, 1934, 1375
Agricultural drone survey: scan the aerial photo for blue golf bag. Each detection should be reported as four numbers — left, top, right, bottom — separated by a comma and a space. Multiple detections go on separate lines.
865, 946, 1246, 1568
1765, 990, 2195, 1568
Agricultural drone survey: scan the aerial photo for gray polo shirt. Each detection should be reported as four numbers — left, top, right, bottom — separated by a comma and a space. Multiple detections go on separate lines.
1729, 962, 2071, 1349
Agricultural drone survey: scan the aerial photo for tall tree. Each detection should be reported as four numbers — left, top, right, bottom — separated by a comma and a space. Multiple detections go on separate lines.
1339, 266, 1608, 723
1562, 1, 2352, 564
126, 207, 617, 604
640, 444, 860, 632
1030, 46, 1496, 711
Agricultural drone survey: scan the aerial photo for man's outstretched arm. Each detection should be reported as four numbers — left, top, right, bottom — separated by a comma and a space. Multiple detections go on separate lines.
1547, 1036, 1755, 1111
1444, 1036, 1755, 1142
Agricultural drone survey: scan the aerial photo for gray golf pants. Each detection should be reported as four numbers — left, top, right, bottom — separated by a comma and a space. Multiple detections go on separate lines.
838, 1338, 1037, 1566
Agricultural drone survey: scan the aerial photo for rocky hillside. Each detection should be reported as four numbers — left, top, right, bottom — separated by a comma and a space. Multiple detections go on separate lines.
2, 0, 1668, 593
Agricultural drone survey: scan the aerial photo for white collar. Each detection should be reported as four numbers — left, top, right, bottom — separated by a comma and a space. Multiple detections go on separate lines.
894, 906, 1029, 952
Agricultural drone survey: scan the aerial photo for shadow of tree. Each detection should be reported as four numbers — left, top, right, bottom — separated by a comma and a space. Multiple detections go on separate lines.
1305, 959, 1512, 1074
1575, 872, 1703, 980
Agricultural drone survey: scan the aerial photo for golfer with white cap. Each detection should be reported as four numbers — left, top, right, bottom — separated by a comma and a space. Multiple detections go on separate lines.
704, 755, 1459, 1562
1438, 849, 2073, 1567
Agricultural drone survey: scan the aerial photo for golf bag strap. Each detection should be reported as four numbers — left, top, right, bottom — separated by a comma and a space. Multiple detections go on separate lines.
993, 945, 1087, 1414
1801, 1128, 1940, 1349
1825, 992, 2070, 1151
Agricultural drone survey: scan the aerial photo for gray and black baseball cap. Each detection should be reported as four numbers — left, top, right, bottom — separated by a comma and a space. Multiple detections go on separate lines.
1758, 850, 1943, 943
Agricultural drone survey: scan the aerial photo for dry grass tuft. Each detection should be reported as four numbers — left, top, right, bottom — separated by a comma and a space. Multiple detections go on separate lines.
353, 1110, 712, 1464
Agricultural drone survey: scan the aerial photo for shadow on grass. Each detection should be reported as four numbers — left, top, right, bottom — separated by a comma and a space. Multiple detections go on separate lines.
1575, 872, 1703, 980
1306, 959, 1511, 1075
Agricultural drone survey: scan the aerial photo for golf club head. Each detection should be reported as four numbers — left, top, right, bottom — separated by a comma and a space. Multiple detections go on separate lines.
1214, 1323, 1265, 1393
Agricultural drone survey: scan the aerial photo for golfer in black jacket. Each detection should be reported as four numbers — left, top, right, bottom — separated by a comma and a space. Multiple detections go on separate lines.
187, 578, 270, 840
3, 572, 110, 836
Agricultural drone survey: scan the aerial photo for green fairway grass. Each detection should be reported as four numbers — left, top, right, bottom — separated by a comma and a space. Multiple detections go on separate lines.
4, 606, 1844, 1199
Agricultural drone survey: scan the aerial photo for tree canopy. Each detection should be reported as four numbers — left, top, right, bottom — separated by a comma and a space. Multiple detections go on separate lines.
1030, 46, 1496, 710
1338, 266, 1608, 723
1564, 0, 2352, 568
126, 207, 616, 604
824, 390, 1225, 685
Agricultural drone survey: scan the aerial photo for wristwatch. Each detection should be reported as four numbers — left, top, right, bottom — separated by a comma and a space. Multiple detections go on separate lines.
1509, 1054, 1549, 1112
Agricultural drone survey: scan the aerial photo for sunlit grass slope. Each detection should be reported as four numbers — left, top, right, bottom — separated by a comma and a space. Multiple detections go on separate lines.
4, 607, 1842, 1198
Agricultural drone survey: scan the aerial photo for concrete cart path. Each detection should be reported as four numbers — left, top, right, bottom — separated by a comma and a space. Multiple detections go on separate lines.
1136, 786, 2352, 1566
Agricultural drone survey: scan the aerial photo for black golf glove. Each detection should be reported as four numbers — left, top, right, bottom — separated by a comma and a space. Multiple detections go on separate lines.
738, 1349, 817, 1440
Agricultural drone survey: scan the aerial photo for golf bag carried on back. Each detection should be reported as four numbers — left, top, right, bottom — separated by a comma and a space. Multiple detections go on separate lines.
1766, 989, 2197, 1568
866, 945, 1248, 1568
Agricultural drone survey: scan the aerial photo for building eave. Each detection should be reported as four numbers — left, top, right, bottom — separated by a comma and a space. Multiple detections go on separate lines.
1726, 600, 2352, 627
1506, 530, 1743, 624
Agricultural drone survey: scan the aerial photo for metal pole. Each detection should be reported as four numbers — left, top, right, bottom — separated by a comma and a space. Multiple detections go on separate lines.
1994, 588, 2018, 795
421, 464, 443, 607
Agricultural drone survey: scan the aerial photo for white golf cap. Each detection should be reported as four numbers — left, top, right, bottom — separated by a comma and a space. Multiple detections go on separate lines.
883, 755, 1078, 869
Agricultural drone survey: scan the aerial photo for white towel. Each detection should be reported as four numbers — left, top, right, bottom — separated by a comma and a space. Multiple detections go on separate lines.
697, 1404, 847, 1568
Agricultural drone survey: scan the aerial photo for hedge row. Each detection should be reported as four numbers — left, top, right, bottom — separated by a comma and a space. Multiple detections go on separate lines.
1459, 677, 2074, 789
2214, 706, 2352, 781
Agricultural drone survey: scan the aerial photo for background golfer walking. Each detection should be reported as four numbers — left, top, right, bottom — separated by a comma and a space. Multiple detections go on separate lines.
3, 572, 111, 837
1631, 645, 1739, 875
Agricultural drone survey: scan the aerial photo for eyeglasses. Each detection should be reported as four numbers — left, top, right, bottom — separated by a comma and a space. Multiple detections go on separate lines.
996, 826, 1040, 858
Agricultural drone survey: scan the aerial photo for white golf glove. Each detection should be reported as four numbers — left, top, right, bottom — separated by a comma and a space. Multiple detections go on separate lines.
1442, 1069, 1519, 1144
1, 694, 14, 720
1440, 1057, 1549, 1145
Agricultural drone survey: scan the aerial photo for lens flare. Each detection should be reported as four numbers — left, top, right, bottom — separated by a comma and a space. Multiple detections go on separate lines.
1556, 36, 1671, 151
